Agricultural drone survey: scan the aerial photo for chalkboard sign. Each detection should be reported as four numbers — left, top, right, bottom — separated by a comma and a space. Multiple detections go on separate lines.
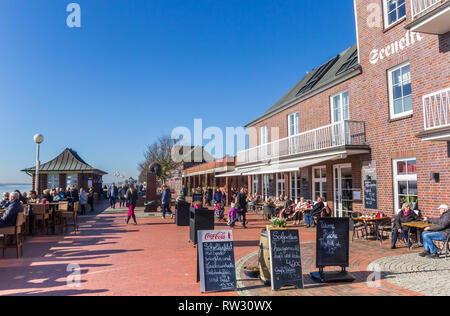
268, 229, 304, 291
198, 230, 237, 293
316, 218, 350, 268
364, 180, 378, 210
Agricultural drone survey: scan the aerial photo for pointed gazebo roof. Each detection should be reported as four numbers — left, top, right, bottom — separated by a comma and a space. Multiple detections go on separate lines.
22, 148, 107, 175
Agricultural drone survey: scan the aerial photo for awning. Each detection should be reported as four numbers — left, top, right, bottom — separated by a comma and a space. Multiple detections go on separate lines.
242, 155, 342, 176
215, 168, 260, 178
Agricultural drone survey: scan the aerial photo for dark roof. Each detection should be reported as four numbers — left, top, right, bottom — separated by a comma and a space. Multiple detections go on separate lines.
247, 45, 361, 126
22, 148, 107, 175
173, 145, 214, 163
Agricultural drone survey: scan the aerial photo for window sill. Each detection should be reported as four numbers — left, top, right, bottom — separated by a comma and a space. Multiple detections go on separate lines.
389, 114, 413, 123
383, 16, 407, 33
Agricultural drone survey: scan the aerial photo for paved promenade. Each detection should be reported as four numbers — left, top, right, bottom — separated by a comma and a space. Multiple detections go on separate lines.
0, 203, 448, 296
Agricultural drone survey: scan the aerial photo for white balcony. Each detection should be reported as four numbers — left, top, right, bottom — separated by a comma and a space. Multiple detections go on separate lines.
237, 121, 367, 166
409, 0, 450, 34
420, 87, 450, 141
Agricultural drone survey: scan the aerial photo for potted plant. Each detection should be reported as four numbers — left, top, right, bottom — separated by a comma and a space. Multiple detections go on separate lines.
243, 266, 260, 279
409, 196, 419, 211
267, 217, 287, 230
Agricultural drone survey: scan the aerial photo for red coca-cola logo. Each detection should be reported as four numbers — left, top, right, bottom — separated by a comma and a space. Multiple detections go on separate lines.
204, 232, 228, 241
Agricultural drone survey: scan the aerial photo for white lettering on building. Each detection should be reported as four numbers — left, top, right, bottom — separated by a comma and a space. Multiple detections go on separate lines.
369, 31, 423, 64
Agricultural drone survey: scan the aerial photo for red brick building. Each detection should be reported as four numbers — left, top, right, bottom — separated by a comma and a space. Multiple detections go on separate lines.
235, 0, 449, 217
182, 156, 245, 203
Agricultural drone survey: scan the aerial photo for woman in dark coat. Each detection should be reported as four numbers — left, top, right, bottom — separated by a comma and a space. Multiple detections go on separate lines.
392, 203, 422, 249
126, 184, 138, 225
87, 187, 95, 212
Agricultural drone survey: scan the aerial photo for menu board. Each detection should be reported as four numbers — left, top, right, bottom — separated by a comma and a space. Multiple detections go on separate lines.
268, 229, 304, 291
316, 218, 350, 268
198, 230, 237, 293
364, 180, 378, 210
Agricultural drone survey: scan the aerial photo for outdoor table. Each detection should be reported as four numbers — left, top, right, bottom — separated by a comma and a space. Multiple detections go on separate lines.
353, 217, 391, 241
401, 221, 434, 249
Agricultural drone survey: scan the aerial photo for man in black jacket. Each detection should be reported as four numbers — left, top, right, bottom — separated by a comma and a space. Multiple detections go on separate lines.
420, 205, 450, 258
0, 192, 23, 228
236, 188, 248, 229
309, 197, 325, 227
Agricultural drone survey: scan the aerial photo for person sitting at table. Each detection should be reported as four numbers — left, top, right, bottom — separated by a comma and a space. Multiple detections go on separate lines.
420, 204, 450, 259
0, 192, 10, 209
14, 190, 27, 204
0, 192, 24, 228
279, 196, 294, 219
309, 197, 325, 227
248, 193, 261, 212
42, 189, 53, 203
27, 190, 38, 204
292, 197, 309, 226
391, 203, 422, 249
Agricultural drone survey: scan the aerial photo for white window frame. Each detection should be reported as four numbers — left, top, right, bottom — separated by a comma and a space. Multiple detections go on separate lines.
47, 174, 60, 189
252, 176, 259, 195
287, 112, 299, 137
330, 90, 350, 123
276, 173, 285, 198
393, 157, 418, 213
289, 171, 301, 203
388, 62, 412, 120
66, 174, 79, 188
312, 166, 327, 200
260, 125, 268, 145
383, 0, 407, 29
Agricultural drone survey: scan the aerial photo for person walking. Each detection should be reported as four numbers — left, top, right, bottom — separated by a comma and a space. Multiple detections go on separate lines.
79, 188, 88, 215
125, 184, 138, 225
87, 186, 95, 212
161, 184, 173, 219
236, 187, 248, 229
108, 183, 118, 209
119, 185, 127, 208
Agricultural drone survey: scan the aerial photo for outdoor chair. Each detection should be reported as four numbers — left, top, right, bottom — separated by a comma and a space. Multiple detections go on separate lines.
434, 235, 450, 259
0, 212, 25, 258
32, 204, 50, 235
351, 212, 367, 241
262, 205, 275, 221
61, 201, 79, 234
376, 217, 394, 246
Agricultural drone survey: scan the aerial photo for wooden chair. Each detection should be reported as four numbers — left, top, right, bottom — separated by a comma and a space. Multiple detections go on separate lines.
0, 212, 25, 258
61, 202, 78, 234
32, 204, 50, 235
351, 212, 367, 241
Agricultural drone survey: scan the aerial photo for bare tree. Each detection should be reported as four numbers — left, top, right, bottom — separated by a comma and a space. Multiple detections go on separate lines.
138, 135, 182, 184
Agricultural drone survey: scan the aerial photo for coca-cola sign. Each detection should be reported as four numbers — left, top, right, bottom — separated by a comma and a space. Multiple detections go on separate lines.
201, 230, 233, 243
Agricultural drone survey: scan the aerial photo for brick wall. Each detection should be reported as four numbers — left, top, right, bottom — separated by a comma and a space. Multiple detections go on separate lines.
246, 0, 449, 217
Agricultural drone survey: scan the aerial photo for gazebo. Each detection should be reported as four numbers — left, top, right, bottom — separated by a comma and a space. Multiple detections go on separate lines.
22, 148, 107, 194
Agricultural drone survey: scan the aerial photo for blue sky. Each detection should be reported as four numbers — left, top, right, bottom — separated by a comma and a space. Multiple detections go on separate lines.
0, 0, 356, 183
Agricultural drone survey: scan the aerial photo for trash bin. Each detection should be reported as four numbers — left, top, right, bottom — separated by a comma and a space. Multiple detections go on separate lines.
176, 201, 191, 226
189, 207, 214, 245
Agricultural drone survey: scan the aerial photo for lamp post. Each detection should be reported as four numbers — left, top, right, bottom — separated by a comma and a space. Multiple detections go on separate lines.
33, 134, 44, 194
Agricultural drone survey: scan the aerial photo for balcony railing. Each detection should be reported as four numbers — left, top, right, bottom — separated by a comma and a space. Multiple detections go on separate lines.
237, 120, 366, 166
423, 87, 450, 130
411, 0, 447, 19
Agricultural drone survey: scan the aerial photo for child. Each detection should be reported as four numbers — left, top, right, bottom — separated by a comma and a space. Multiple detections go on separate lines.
228, 203, 238, 227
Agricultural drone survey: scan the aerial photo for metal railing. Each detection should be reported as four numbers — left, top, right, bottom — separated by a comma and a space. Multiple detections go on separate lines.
411, 0, 447, 19
237, 120, 366, 166
423, 87, 450, 130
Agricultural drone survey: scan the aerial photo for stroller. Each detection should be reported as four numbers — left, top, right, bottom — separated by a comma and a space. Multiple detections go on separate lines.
215, 203, 226, 221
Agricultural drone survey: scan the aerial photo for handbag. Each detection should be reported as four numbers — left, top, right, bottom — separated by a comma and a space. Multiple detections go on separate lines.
128, 205, 133, 217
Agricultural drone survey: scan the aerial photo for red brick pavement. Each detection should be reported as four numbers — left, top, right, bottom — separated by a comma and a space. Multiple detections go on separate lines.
0, 207, 422, 296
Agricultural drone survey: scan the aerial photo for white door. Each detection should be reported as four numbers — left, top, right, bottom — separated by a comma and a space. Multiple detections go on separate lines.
333, 164, 353, 218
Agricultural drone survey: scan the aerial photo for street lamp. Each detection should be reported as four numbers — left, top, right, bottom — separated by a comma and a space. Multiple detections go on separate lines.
33, 134, 44, 194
